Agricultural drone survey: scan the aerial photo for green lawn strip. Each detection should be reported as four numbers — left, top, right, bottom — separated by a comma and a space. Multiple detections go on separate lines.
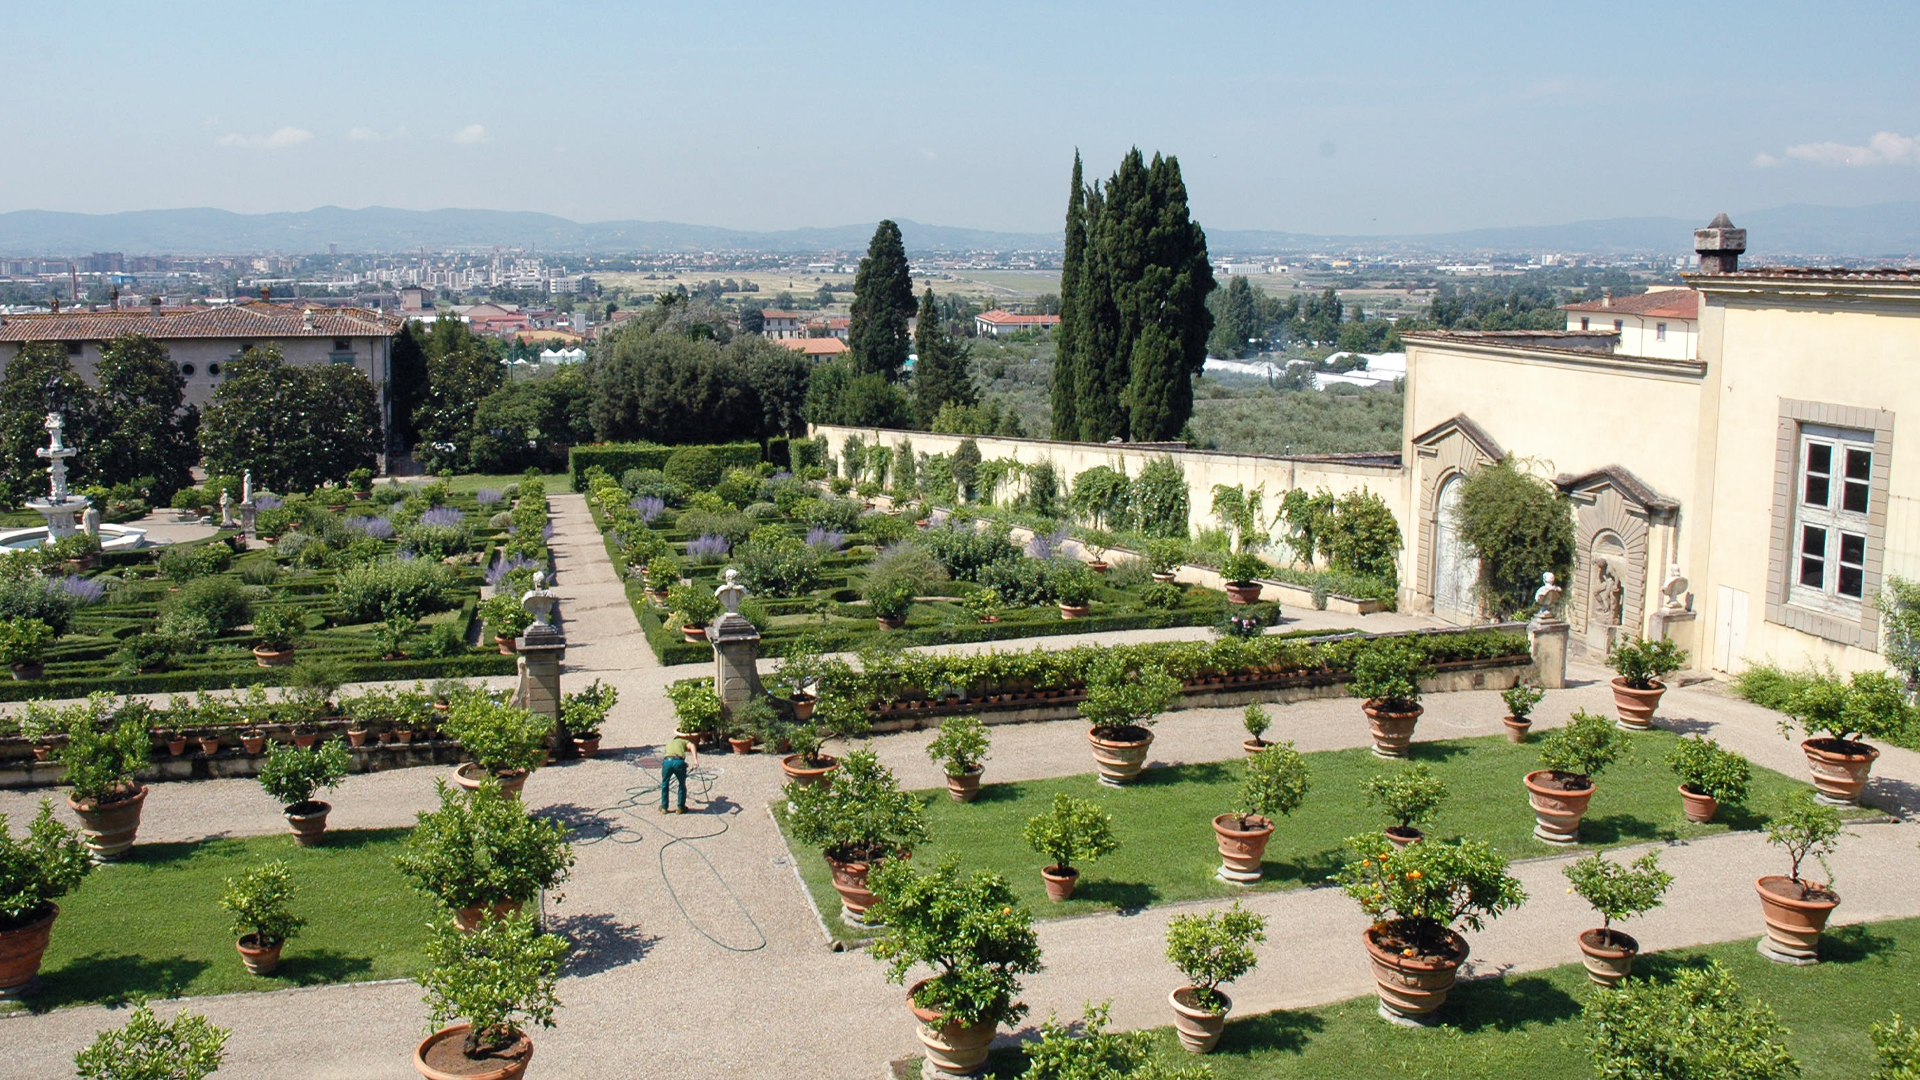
6, 828, 436, 1014
954, 917, 1916, 1080
777, 730, 1863, 941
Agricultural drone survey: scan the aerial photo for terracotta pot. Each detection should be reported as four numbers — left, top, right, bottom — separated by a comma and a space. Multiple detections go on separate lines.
378, 731, 397, 745
1363, 926, 1468, 1024
789, 694, 816, 722
252, 646, 295, 668
346, 728, 369, 748
908, 980, 996, 1077
727, 736, 754, 755
1041, 865, 1078, 903
452, 899, 525, 934
0, 904, 57, 998
1224, 581, 1262, 604
780, 754, 838, 787
573, 735, 602, 758
241, 733, 267, 755
1087, 560, 1109, 573
68, 786, 147, 861
1169, 986, 1231, 1054
1384, 825, 1424, 850
292, 733, 318, 750
167, 738, 189, 756
946, 765, 983, 803
282, 800, 329, 846
1212, 814, 1274, 884
1087, 726, 1154, 786
875, 614, 906, 629
679, 625, 707, 642
1057, 602, 1091, 620
824, 851, 882, 923
1755, 875, 1840, 963
1362, 701, 1422, 759
453, 762, 528, 800
396, 729, 415, 744
1610, 677, 1665, 729
198, 736, 222, 755
413, 1024, 533, 1080
1524, 770, 1594, 844
31, 744, 50, 761
1502, 716, 1532, 743
1678, 784, 1719, 823
1800, 738, 1879, 805
1577, 928, 1639, 987
236, 934, 284, 976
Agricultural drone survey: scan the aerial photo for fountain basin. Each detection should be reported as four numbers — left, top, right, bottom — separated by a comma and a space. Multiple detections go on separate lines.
0, 524, 147, 552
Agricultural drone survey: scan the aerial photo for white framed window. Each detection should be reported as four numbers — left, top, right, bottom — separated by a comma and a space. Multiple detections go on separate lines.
1790, 424, 1873, 612
1656, 322, 1667, 341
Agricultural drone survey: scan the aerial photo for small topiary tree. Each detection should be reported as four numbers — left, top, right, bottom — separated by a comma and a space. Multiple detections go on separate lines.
256, 741, 351, 814
1563, 850, 1672, 948
1538, 709, 1630, 786
1164, 902, 1268, 1014
1022, 794, 1118, 879
925, 715, 990, 778
1608, 636, 1688, 691
220, 859, 305, 951
1582, 962, 1798, 1080
1233, 740, 1309, 831
1501, 682, 1545, 720
1364, 763, 1449, 835
73, 1003, 230, 1080
1242, 704, 1271, 747
1666, 735, 1752, 804
417, 910, 567, 1062
867, 857, 1043, 1030
783, 747, 928, 866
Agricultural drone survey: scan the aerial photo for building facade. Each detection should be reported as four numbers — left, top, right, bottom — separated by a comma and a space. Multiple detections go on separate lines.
1561, 288, 1700, 360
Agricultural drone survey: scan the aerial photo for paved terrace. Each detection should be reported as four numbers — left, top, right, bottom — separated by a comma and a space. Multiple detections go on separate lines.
1, 492, 1914, 1079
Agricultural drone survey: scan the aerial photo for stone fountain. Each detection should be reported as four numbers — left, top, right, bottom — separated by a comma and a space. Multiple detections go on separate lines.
0, 413, 147, 551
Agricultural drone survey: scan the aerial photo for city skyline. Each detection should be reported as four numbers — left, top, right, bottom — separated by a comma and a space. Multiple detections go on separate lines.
3, 1, 1916, 237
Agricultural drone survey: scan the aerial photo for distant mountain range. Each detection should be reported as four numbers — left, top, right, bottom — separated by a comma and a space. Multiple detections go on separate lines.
2, 202, 1917, 258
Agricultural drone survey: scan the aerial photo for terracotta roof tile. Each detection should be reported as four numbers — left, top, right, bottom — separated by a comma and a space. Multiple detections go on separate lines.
0, 301, 400, 343
1561, 289, 1699, 319
779, 337, 848, 356
977, 309, 1061, 326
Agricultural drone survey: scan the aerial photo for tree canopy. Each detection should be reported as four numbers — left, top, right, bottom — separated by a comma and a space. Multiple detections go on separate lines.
201, 346, 381, 492
847, 219, 915, 381
911, 289, 975, 426
587, 323, 811, 446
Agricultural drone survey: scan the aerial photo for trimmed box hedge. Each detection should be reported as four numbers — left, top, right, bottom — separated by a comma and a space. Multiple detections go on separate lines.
568, 439, 789, 491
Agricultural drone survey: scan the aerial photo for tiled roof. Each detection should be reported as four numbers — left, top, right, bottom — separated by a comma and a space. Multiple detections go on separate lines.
0, 301, 400, 343
977, 309, 1061, 326
1690, 266, 1920, 281
761, 310, 802, 320
779, 337, 849, 356
1561, 289, 1699, 319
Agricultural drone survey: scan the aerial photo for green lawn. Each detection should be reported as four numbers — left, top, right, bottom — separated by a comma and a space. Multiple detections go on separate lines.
780, 729, 1869, 941
7, 828, 437, 1014
960, 918, 1919, 1079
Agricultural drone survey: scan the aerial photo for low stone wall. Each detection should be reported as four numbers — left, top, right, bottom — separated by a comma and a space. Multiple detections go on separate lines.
0, 739, 469, 790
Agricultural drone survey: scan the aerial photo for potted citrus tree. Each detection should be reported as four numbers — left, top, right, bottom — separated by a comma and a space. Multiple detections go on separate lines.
0, 618, 53, 680
1583, 963, 1798, 1079
1052, 561, 1097, 620
1349, 637, 1430, 758
1524, 710, 1628, 844
1165, 902, 1268, 1053
665, 680, 724, 750
1606, 635, 1687, 729
1214, 741, 1310, 884
1334, 832, 1527, 1024
1500, 682, 1544, 743
1666, 735, 1751, 823
926, 714, 991, 802
57, 703, 153, 860
1364, 763, 1449, 848
868, 858, 1043, 1079
864, 576, 917, 630
219, 859, 304, 976
250, 606, 305, 668
73, 1004, 228, 1080
1221, 551, 1266, 605
395, 780, 575, 932
561, 679, 617, 758
1021, 793, 1117, 903
1781, 669, 1905, 805
782, 748, 927, 925
1080, 654, 1180, 785
441, 696, 550, 798
1563, 850, 1673, 986
413, 911, 567, 1080
1241, 704, 1271, 754
0, 799, 92, 997
1755, 793, 1848, 964
481, 594, 534, 654
256, 740, 351, 844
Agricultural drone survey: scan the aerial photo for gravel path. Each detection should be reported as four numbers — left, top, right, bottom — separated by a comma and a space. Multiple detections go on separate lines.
3, 492, 1915, 1079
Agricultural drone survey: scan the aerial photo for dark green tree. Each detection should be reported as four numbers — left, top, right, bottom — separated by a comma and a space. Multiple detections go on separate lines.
0, 342, 101, 501
847, 220, 915, 381
201, 347, 380, 492
413, 317, 505, 471
467, 366, 595, 473
1126, 323, 1188, 443
388, 321, 428, 449
803, 356, 911, 429
93, 334, 198, 500
911, 289, 974, 426
1208, 275, 1260, 358
1459, 459, 1576, 619
1052, 152, 1086, 440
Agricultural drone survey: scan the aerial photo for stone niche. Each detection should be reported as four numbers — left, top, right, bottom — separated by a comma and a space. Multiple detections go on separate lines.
1556, 466, 1679, 654
1409, 414, 1504, 622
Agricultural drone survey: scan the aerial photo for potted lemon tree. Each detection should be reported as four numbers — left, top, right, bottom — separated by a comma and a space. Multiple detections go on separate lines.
1080, 654, 1180, 785
1780, 669, 1905, 805
926, 714, 991, 802
57, 702, 153, 860
1606, 635, 1687, 729
74, 1005, 228, 1080
413, 911, 567, 1080
1666, 735, 1751, 823
219, 860, 304, 976
784, 748, 928, 925
1755, 793, 1848, 964
1500, 682, 1544, 743
0, 799, 92, 997
1364, 763, 1448, 848
868, 859, 1042, 1078
1349, 637, 1430, 758
441, 696, 550, 799
395, 780, 575, 932
256, 741, 351, 844
1021, 793, 1117, 903
1524, 710, 1628, 844
1214, 741, 1310, 884
1165, 902, 1268, 1053
1563, 850, 1672, 986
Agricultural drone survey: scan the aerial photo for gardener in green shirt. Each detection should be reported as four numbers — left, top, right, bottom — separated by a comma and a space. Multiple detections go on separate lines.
659, 735, 697, 813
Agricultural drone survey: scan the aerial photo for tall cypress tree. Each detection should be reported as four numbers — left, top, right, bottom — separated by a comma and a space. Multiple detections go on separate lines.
847, 219, 915, 381
911, 288, 974, 425
1076, 150, 1147, 443
1134, 152, 1214, 440
1052, 152, 1086, 440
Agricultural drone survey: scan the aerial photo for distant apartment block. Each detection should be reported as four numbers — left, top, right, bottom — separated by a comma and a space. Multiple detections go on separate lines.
761, 309, 803, 339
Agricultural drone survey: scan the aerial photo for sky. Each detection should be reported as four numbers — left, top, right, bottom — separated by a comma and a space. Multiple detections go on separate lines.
4, 0, 1918, 236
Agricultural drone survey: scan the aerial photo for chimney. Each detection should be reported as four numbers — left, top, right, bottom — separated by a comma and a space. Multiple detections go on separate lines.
1601, 288, 1612, 308
110, 287, 119, 310
50, 297, 59, 314
149, 296, 162, 315
259, 284, 271, 302
1694, 213, 1746, 274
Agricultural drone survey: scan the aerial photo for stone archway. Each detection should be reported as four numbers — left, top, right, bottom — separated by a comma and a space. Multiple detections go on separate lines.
1557, 466, 1678, 649
1410, 414, 1503, 618
1432, 473, 1479, 624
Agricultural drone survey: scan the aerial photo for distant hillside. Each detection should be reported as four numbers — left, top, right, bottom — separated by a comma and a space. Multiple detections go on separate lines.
2, 202, 1916, 258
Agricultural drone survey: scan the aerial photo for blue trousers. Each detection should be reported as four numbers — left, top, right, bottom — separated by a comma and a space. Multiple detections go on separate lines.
660, 757, 688, 810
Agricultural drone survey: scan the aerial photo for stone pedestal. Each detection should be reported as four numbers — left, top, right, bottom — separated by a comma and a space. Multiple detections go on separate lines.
514, 623, 569, 757
1528, 616, 1570, 689
708, 613, 765, 716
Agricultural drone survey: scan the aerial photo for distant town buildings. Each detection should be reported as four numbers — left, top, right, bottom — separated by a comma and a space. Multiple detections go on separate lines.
779, 337, 849, 359
973, 309, 1061, 337
1560, 288, 1699, 361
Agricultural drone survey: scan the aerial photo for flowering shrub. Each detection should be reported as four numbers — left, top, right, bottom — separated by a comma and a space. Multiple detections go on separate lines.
59, 575, 107, 606
804, 526, 845, 552
344, 515, 394, 540
475, 488, 504, 508
684, 534, 731, 564
631, 496, 665, 523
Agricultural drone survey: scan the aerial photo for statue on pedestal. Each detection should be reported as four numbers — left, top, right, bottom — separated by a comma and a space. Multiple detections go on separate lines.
521, 570, 559, 630
1532, 572, 1563, 619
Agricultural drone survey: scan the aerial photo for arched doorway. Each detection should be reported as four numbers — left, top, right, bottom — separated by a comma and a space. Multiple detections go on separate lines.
1432, 474, 1479, 624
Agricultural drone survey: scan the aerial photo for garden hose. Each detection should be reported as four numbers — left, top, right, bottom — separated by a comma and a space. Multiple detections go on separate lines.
561, 758, 768, 953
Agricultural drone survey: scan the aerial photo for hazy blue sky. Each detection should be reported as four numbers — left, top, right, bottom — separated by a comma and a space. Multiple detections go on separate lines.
5, 1, 1916, 235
